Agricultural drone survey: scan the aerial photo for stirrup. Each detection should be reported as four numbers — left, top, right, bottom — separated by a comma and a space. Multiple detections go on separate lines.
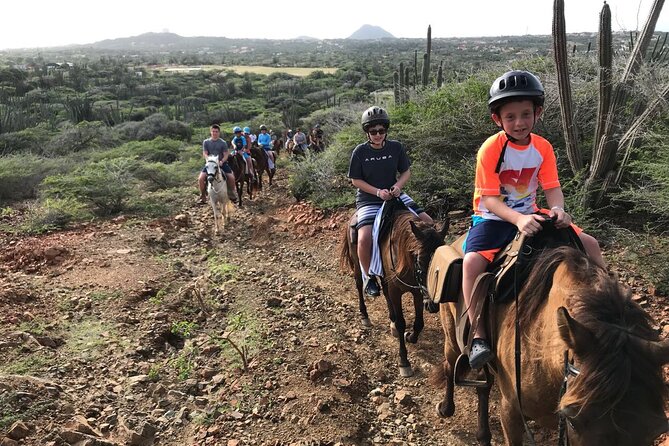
454, 353, 492, 388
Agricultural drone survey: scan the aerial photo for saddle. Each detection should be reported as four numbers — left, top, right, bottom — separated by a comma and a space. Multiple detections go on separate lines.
426, 218, 584, 386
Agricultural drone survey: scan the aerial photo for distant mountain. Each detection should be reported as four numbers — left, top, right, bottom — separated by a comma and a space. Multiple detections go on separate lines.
347, 25, 395, 40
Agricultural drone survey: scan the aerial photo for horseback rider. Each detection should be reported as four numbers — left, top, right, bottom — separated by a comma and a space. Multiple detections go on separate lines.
462, 70, 605, 370
231, 126, 256, 181
309, 124, 325, 153
292, 127, 307, 155
243, 126, 256, 147
257, 124, 276, 171
198, 124, 238, 204
348, 106, 434, 297
285, 128, 294, 151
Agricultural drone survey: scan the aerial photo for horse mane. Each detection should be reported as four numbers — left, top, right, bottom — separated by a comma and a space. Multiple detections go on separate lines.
517, 246, 666, 416
384, 212, 444, 281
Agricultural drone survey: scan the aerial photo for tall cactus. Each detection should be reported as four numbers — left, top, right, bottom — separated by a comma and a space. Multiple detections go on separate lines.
404, 66, 411, 102
399, 62, 405, 104
588, 0, 665, 205
437, 61, 444, 88
393, 71, 401, 105
422, 53, 429, 88
593, 1, 612, 158
552, 0, 582, 171
414, 50, 418, 90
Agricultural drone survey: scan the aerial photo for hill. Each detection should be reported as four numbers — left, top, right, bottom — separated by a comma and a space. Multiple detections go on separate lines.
347, 24, 395, 40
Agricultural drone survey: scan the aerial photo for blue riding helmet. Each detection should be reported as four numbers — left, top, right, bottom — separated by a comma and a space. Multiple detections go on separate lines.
233, 126, 242, 133
243, 127, 251, 134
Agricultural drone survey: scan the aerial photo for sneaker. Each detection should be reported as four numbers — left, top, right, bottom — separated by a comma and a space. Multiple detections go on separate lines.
469, 338, 493, 370
364, 275, 381, 298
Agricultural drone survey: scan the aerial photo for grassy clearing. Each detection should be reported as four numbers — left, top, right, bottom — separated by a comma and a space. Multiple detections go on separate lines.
156, 65, 337, 76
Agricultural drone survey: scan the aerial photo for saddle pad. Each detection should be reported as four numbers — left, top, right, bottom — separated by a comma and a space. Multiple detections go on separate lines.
427, 245, 463, 304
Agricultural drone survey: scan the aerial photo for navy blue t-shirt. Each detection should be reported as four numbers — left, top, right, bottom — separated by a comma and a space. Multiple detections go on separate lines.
347, 140, 411, 207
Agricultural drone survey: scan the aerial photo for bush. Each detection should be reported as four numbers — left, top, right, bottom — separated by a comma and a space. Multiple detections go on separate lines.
43, 121, 119, 157
41, 158, 137, 215
0, 154, 68, 202
90, 137, 186, 164
0, 126, 51, 155
116, 113, 192, 142
17, 198, 93, 234
127, 187, 191, 218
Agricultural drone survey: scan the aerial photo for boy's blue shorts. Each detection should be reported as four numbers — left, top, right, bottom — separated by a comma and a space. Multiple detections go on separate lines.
463, 218, 518, 262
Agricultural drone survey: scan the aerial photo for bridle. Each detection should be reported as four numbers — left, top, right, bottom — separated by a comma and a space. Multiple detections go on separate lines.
558, 350, 581, 446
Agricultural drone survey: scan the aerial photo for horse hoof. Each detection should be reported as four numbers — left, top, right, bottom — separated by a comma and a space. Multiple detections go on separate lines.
399, 366, 413, 378
424, 300, 439, 314
390, 322, 399, 338
360, 318, 372, 328
404, 332, 417, 344
436, 401, 455, 418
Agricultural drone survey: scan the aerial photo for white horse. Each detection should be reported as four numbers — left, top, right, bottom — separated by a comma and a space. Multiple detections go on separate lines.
205, 155, 233, 233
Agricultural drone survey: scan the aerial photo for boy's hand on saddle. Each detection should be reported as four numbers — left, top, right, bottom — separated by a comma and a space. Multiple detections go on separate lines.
516, 214, 545, 236
549, 207, 572, 228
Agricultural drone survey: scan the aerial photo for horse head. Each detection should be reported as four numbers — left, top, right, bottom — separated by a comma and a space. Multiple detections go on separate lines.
205, 155, 220, 183
554, 274, 669, 445
409, 218, 449, 310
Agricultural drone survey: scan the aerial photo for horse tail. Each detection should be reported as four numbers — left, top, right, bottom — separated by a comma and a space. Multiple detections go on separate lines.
339, 227, 355, 273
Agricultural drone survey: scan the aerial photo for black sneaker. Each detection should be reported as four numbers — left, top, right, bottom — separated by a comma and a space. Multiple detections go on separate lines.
364, 276, 381, 297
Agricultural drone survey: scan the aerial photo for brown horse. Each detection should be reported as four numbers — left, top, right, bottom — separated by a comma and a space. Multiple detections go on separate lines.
340, 211, 447, 377
433, 246, 669, 446
228, 152, 253, 207
250, 146, 275, 190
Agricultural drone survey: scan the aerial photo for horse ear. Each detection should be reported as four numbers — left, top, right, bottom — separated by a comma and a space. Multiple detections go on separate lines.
410, 220, 424, 241
557, 307, 595, 356
438, 218, 450, 239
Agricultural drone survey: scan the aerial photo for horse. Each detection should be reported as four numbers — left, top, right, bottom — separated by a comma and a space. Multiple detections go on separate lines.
228, 151, 253, 207
204, 156, 232, 234
431, 245, 669, 446
340, 210, 448, 377
273, 138, 283, 157
251, 146, 275, 190
285, 139, 295, 156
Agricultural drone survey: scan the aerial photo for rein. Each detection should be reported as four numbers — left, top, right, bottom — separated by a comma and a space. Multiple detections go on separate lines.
557, 350, 580, 446
387, 214, 431, 302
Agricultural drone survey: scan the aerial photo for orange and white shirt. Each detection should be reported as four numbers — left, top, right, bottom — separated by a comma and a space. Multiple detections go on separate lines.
473, 131, 560, 220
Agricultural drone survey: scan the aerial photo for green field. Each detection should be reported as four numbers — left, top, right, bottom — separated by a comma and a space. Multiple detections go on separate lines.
158, 65, 338, 76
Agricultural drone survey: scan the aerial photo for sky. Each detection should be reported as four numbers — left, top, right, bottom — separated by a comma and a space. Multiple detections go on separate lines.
2, 0, 669, 50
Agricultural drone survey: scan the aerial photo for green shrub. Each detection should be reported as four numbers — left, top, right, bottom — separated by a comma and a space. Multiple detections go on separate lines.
0, 154, 68, 202
0, 126, 51, 155
41, 158, 137, 215
18, 198, 92, 233
116, 113, 192, 142
127, 187, 191, 217
43, 121, 120, 157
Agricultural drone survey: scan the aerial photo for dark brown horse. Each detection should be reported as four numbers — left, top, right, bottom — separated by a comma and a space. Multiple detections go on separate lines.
251, 146, 275, 190
228, 152, 253, 206
340, 211, 447, 377
433, 246, 669, 445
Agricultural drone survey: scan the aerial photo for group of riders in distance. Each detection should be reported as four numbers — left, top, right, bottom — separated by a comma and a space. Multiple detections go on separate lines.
197, 123, 326, 205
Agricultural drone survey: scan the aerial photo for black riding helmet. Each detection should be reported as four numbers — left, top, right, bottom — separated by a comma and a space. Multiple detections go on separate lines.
488, 70, 545, 115
361, 106, 390, 132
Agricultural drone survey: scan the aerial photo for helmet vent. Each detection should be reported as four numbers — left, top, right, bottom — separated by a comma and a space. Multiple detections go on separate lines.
499, 79, 506, 90
508, 76, 516, 88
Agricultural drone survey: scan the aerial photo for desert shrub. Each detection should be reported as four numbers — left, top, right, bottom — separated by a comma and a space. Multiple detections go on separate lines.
0, 126, 51, 155
115, 113, 192, 142
133, 161, 193, 191
18, 198, 93, 233
43, 121, 120, 157
127, 187, 191, 218
40, 158, 137, 215
90, 137, 185, 164
0, 154, 68, 201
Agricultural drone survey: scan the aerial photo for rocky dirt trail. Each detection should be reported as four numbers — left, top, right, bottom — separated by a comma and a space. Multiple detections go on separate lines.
1, 174, 668, 446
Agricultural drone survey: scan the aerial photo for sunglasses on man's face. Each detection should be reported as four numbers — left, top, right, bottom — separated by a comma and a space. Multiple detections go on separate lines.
368, 128, 387, 136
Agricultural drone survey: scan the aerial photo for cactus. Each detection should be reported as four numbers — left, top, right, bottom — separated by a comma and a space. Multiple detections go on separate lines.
393, 71, 401, 105
422, 53, 429, 88
414, 50, 418, 90
404, 66, 411, 102
552, 0, 582, 171
437, 61, 444, 88
587, 41, 592, 53
593, 1, 612, 161
399, 61, 405, 103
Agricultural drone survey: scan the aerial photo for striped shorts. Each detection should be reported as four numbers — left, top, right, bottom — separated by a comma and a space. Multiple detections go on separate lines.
355, 193, 423, 229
